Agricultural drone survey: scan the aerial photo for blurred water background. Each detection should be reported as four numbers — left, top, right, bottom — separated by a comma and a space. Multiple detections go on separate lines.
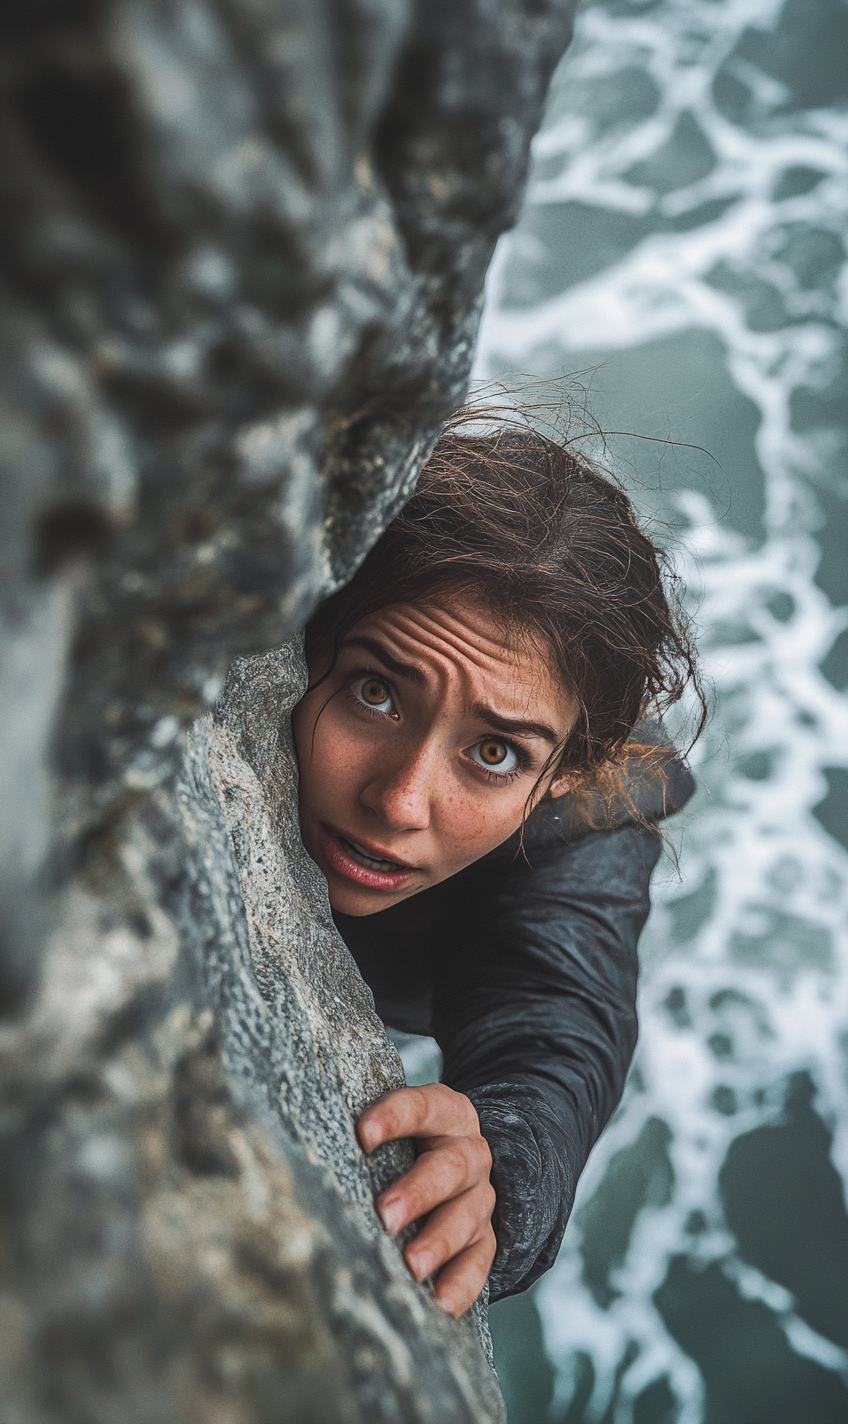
392, 0, 848, 1418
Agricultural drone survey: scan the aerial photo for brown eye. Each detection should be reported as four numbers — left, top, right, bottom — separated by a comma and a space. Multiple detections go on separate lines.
468, 737, 519, 775
354, 676, 393, 712
362, 678, 388, 705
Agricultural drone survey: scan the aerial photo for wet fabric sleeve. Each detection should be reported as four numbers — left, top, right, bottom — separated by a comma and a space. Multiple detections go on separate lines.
433, 819, 663, 1301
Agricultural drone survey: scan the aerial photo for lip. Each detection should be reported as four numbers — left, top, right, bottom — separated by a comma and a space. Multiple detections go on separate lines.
319, 823, 420, 892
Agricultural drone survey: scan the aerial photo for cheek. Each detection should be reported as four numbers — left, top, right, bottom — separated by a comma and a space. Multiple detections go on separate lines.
292, 696, 369, 809
437, 784, 528, 869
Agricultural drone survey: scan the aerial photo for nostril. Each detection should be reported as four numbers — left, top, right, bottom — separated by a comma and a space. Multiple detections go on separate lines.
32, 501, 114, 577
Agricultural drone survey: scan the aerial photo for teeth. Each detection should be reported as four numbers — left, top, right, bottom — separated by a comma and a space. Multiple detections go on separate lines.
340, 836, 403, 874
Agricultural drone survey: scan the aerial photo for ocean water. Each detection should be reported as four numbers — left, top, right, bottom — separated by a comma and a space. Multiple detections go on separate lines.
396, 1, 848, 1419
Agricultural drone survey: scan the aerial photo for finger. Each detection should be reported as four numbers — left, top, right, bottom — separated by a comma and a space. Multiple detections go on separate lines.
377, 1136, 492, 1236
432, 1230, 498, 1318
358, 1083, 479, 1151
358, 1087, 429, 1150
402, 1182, 497, 1282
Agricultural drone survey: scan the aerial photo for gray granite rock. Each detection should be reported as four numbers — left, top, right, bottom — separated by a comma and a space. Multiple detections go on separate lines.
0, 1, 576, 1417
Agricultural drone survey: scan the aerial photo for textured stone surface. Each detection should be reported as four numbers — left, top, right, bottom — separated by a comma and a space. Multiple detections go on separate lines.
0, 2, 575, 1417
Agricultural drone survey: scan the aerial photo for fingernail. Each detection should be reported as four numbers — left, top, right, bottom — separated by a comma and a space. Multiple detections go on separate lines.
407, 1248, 433, 1280
378, 1198, 402, 1235
435, 1292, 455, 1315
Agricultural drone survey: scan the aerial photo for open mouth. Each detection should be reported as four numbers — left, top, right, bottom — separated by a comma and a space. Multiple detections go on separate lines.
337, 834, 407, 874
319, 824, 418, 891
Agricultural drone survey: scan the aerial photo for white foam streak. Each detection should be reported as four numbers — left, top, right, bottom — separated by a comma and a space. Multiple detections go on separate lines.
476, 0, 848, 1416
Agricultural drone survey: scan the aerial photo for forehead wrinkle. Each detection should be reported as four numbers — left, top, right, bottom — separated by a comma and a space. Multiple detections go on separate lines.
418, 603, 553, 692
405, 617, 568, 731
341, 635, 426, 685
395, 612, 555, 710
374, 604, 521, 678
376, 626, 519, 713
356, 603, 563, 722
346, 619, 456, 706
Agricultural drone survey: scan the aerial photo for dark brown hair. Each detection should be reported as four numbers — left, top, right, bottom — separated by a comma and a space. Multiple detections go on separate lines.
306, 415, 704, 808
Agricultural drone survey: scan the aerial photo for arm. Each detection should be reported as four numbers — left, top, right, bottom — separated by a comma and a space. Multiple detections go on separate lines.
342, 749, 694, 1306
352, 820, 661, 1311
436, 818, 661, 1300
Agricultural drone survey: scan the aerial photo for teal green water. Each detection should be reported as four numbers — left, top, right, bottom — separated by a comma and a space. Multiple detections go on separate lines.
473, 2, 848, 1420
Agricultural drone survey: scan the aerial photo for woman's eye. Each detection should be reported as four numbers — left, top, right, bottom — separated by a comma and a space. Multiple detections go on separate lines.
467, 738, 518, 774
353, 676, 394, 714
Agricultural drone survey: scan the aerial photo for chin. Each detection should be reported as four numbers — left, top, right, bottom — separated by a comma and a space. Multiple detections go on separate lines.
328, 882, 404, 917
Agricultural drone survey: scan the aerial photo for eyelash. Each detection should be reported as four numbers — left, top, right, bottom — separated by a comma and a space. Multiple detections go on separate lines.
471, 745, 531, 784
473, 761, 523, 784
345, 666, 398, 718
345, 664, 532, 782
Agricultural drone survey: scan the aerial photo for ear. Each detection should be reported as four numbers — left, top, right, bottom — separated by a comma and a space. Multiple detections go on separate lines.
548, 776, 571, 800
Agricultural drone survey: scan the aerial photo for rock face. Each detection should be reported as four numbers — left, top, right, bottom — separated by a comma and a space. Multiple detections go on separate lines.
0, 3, 575, 1418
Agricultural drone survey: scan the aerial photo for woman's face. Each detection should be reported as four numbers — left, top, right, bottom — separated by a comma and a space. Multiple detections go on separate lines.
292, 597, 577, 916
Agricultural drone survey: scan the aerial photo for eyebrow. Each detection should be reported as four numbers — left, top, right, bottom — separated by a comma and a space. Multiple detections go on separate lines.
468, 701, 560, 746
341, 635, 560, 745
341, 636, 426, 685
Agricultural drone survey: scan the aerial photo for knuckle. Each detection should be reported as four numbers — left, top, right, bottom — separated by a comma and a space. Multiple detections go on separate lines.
459, 1093, 481, 1130
474, 1135, 493, 1171
437, 1083, 476, 1129
382, 1087, 427, 1139
410, 1086, 433, 1131
444, 1140, 470, 1178
452, 1087, 477, 1124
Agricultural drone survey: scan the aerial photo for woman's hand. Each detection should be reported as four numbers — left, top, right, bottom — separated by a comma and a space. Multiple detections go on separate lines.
357, 1083, 497, 1317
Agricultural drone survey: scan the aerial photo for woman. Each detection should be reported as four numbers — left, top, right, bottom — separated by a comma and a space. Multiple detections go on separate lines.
292, 421, 701, 1319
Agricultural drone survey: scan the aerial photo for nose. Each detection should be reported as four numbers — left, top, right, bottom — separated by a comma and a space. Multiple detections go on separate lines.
358, 739, 435, 833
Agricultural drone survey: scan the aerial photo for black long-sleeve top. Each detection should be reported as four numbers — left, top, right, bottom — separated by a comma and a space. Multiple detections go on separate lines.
334, 739, 694, 1300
